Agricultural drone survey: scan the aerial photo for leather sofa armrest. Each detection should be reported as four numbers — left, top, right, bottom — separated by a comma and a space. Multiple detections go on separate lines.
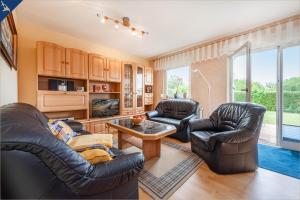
63, 120, 84, 132
82, 152, 144, 195
180, 114, 198, 127
146, 110, 159, 119
210, 129, 254, 144
188, 118, 214, 132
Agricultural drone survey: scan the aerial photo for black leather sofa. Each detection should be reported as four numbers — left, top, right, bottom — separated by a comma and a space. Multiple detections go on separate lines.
1, 103, 144, 199
146, 99, 199, 142
189, 102, 266, 174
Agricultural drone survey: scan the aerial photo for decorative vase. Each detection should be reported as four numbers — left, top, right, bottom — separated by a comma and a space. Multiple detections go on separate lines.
174, 92, 178, 99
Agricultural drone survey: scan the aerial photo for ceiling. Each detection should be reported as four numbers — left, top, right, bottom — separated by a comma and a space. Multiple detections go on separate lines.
16, 0, 300, 58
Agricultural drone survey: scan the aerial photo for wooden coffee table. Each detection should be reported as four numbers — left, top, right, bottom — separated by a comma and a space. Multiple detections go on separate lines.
107, 119, 176, 161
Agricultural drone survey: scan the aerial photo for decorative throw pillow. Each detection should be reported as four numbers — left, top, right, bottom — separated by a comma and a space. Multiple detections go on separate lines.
75, 143, 116, 158
67, 134, 113, 150
48, 120, 78, 143
80, 149, 112, 164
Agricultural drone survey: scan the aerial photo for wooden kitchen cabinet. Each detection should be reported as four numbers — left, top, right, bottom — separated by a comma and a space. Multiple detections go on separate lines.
107, 59, 122, 82
37, 41, 66, 77
144, 66, 153, 85
65, 48, 88, 79
88, 54, 107, 81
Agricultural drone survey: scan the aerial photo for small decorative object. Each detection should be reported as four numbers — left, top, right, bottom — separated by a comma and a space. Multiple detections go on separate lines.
0, 14, 17, 69
145, 85, 152, 93
174, 92, 178, 99
58, 82, 67, 91
183, 92, 187, 99
131, 115, 144, 125
94, 84, 102, 93
102, 84, 110, 92
76, 86, 84, 92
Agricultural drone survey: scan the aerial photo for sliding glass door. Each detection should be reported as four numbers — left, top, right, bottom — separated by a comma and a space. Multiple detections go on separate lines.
279, 45, 300, 150
230, 43, 300, 151
251, 48, 278, 145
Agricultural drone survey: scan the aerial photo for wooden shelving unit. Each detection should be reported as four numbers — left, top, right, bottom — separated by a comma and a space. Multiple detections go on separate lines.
36, 40, 154, 134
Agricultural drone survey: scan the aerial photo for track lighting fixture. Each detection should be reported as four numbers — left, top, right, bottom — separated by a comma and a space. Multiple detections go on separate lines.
97, 13, 149, 38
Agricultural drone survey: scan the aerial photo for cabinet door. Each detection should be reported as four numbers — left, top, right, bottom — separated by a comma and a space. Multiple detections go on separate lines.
90, 121, 107, 134
65, 48, 88, 79
37, 42, 65, 77
122, 63, 135, 112
107, 59, 121, 82
88, 54, 107, 81
135, 65, 144, 110
37, 91, 88, 112
144, 66, 153, 85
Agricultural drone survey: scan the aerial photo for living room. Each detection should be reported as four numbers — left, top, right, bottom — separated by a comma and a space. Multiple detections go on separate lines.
1, 0, 299, 199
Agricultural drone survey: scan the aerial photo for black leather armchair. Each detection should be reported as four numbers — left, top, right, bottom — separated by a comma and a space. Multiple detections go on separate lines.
189, 102, 266, 174
1, 103, 144, 199
146, 99, 199, 142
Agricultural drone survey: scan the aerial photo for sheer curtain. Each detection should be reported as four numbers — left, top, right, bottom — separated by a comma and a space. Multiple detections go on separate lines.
153, 15, 300, 71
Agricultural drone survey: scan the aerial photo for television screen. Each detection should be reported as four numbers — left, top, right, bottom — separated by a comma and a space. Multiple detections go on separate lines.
92, 99, 119, 118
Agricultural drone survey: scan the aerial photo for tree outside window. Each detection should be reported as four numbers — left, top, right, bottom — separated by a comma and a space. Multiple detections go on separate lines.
166, 66, 190, 98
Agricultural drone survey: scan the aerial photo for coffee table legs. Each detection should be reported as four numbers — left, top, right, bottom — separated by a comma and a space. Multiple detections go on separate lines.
142, 139, 161, 161
118, 130, 161, 161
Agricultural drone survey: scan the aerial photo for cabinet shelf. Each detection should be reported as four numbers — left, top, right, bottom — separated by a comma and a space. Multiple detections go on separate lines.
89, 92, 120, 94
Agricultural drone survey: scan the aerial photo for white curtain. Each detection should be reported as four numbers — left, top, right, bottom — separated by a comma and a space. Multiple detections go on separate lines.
153, 16, 300, 71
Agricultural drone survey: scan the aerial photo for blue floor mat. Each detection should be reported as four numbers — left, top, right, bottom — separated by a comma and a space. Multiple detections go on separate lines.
258, 144, 300, 179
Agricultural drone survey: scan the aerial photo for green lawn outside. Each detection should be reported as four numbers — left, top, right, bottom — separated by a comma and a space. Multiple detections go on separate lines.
264, 111, 300, 126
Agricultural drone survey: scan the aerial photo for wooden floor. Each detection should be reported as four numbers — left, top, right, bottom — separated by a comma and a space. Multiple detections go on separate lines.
138, 138, 300, 200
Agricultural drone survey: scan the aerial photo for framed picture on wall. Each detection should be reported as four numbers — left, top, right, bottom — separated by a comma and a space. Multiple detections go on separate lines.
0, 14, 18, 70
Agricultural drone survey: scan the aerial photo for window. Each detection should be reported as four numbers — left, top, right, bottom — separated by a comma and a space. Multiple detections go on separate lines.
166, 66, 190, 98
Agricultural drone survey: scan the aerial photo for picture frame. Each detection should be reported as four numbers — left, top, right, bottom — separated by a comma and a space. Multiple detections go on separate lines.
0, 13, 18, 70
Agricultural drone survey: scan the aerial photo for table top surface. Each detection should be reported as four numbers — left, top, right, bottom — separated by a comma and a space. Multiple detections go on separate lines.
107, 119, 176, 139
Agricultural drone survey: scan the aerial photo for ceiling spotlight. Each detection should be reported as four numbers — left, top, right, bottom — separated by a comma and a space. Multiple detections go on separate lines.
114, 20, 120, 29
101, 16, 108, 23
131, 27, 137, 36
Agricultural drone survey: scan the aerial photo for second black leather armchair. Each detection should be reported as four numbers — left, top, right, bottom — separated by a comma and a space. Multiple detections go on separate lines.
189, 102, 266, 174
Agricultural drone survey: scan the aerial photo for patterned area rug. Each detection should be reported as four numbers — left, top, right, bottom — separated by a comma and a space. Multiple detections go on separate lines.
122, 139, 203, 200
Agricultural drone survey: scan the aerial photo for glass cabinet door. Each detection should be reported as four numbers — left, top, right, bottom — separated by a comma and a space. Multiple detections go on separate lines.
124, 64, 134, 109
136, 66, 144, 109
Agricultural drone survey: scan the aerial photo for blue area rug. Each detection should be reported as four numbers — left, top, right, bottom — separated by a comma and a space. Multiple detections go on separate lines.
258, 144, 300, 179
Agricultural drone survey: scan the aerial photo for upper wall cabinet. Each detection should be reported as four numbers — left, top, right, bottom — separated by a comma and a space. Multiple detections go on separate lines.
107, 59, 122, 82
144, 66, 153, 85
37, 42, 88, 79
88, 54, 107, 81
88, 54, 121, 83
37, 41, 66, 77
65, 48, 88, 79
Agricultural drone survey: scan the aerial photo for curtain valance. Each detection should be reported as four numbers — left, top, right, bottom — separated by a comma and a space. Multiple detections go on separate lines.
153, 15, 300, 71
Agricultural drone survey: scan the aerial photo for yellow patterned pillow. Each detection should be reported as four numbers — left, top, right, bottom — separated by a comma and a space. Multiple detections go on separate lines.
67, 134, 113, 149
80, 149, 112, 164
48, 120, 77, 143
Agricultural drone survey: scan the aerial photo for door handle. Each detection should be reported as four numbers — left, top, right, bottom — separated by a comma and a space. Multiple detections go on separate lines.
241, 88, 249, 92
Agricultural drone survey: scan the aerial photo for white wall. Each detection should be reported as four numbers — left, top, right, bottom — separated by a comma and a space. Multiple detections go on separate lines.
0, 56, 18, 106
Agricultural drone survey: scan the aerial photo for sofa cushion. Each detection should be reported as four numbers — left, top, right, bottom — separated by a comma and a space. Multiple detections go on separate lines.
150, 117, 181, 128
191, 131, 217, 151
